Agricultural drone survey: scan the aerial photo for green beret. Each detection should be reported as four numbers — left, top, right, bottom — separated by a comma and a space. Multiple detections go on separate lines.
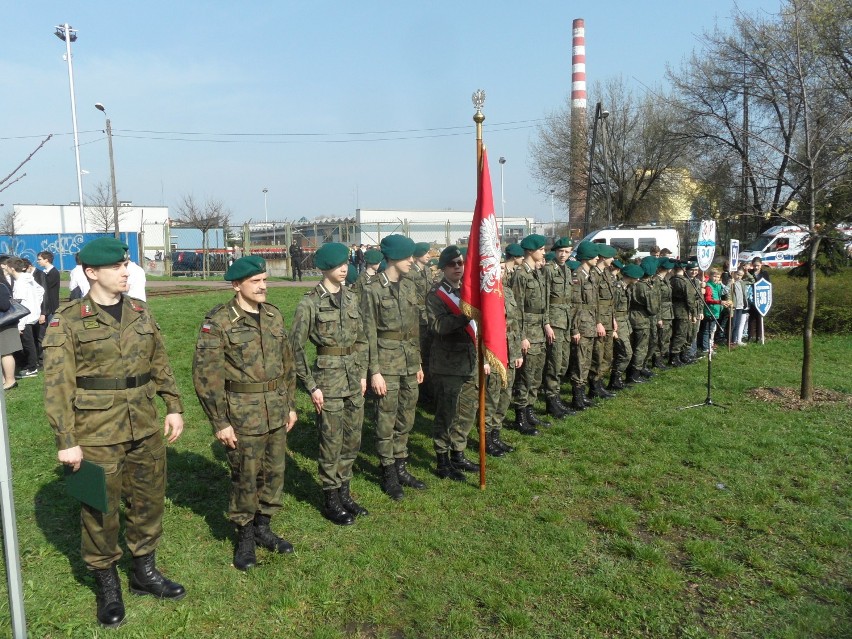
575, 241, 599, 261
551, 236, 573, 249
346, 263, 358, 286
381, 234, 416, 261
613, 259, 625, 269
544, 251, 555, 262
413, 242, 431, 258
567, 259, 581, 271
686, 261, 699, 269
658, 257, 676, 270
597, 244, 617, 258
640, 256, 659, 277
460, 248, 467, 257
520, 234, 547, 251
505, 243, 524, 258
224, 255, 266, 281
314, 242, 350, 271
622, 263, 645, 280
438, 245, 462, 268
364, 249, 383, 265
78, 237, 129, 267
377, 259, 387, 273
428, 258, 438, 267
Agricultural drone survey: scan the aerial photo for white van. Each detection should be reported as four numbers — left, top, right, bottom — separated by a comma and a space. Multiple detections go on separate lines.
738, 226, 808, 268
578, 226, 681, 259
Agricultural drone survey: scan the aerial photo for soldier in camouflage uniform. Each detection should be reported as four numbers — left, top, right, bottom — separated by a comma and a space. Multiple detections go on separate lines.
427, 246, 481, 480
608, 260, 637, 390
687, 263, 705, 360
406, 242, 434, 406
654, 258, 675, 369
568, 241, 601, 410
352, 249, 383, 300
541, 237, 575, 418
627, 257, 661, 382
363, 235, 426, 500
194, 255, 299, 571
643, 257, 664, 372
503, 243, 524, 285
668, 261, 692, 366
511, 234, 551, 431
291, 244, 368, 525
44, 238, 185, 628
588, 244, 618, 399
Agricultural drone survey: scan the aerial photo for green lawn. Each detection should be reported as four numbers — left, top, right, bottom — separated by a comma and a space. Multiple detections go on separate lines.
1, 287, 850, 638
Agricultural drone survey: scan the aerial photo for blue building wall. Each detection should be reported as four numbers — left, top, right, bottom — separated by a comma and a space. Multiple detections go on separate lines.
0, 232, 140, 271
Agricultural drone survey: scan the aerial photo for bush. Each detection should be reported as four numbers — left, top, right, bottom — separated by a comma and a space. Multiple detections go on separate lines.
766, 267, 852, 335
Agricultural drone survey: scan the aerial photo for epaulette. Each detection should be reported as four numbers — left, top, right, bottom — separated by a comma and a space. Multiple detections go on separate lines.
204, 303, 225, 320
56, 299, 79, 314
128, 298, 145, 312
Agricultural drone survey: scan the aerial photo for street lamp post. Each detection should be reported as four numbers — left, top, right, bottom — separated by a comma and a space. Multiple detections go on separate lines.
54, 23, 86, 233
600, 109, 612, 227
95, 103, 120, 238
498, 156, 506, 243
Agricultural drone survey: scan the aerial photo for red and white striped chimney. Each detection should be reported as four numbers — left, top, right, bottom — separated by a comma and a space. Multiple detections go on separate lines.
571, 19, 587, 109
569, 18, 588, 235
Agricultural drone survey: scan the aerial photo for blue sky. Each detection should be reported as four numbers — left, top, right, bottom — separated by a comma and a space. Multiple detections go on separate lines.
2, 1, 782, 224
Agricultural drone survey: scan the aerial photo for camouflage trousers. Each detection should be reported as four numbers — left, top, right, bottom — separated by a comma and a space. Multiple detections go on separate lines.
513, 342, 545, 407
612, 326, 633, 375
569, 335, 594, 386
80, 431, 165, 570
670, 318, 691, 359
375, 373, 419, 465
657, 320, 673, 359
589, 329, 614, 382
630, 327, 651, 371
644, 320, 660, 367
485, 366, 516, 433
543, 327, 571, 398
432, 374, 477, 454
687, 318, 700, 353
226, 425, 288, 526
316, 393, 365, 490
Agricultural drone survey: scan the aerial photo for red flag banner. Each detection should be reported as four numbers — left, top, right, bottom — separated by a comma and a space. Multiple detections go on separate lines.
460, 147, 508, 386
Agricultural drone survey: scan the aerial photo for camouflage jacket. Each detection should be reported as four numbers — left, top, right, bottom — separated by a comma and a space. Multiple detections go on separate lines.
690, 276, 705, 317
404, 262, 431, 326
352, 270, 376, 301
362, 273, 421, 376
646, 277, 662, 320
291, 283, 367, 399
511, 262, 546, 343
505, 287, 523, 367
613, 276, 631, 332
657, 275, 674, 320
543, 262, 572, 331
43, 295, 183, 450
426, 278, 477, 376
193, 297, 297, 435
593, 265, 616, 329
571, 266, 599, 337
628, 279, 660, 329
669, 274, 692, 319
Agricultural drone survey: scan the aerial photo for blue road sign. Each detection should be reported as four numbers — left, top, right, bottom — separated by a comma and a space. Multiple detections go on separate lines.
753, 278, 773, 317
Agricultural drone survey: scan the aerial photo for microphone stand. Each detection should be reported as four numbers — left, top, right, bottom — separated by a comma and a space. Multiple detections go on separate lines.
680, 274, 727, 410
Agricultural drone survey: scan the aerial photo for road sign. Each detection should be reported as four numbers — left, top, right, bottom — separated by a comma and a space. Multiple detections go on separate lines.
753, 278, 773, 317
697, 220, 716, 271
730, 239, 740, 272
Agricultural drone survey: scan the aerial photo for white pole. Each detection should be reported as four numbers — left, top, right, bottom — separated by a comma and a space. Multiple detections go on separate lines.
59, 24, 86, 233
499, 156, 506, 243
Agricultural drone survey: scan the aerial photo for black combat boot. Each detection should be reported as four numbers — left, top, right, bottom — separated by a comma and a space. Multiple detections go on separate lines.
254, 513, 295, 553
380, 463, 405, 501
555, 396, 576, 415
570, 384, 587, 411
589, 379, 615, 399
339, 481, 369, 517
608, 370, 625, 391
129, 552, 186, 599
492, 428, 514, 453
652, 355, 669, 370
322, 489, 355, 525
484, 432, 506, 457
436, 452, 466, 481
93, 564, 126, 628
233, 523, 257, 571
526, 406, 551, 428
510, 406, 538, 436
545, 395, 569, 418
625, 366, 646, 384
395, 458, 426, 490
668, 354, 684, 367
450, 450, 480, 473
640, 367, 655, 378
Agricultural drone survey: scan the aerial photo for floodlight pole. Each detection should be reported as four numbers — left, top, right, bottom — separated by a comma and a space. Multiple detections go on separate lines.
95, 104, 120, 238
55, 23, 86, 233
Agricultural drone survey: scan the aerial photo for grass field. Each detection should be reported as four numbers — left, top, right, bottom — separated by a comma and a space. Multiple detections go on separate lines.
1, 286, 850, 638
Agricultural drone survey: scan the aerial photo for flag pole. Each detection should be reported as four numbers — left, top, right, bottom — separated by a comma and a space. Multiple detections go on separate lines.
472, 90, 487, 489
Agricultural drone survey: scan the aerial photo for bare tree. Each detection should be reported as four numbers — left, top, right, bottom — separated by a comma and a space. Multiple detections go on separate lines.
0, 208, 21, 236
0, 135, 52, 194
174, 194, 230, 278
86, 181, 127, 233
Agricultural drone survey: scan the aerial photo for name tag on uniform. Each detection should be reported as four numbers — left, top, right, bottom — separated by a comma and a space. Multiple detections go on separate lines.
83, 320, 100, 329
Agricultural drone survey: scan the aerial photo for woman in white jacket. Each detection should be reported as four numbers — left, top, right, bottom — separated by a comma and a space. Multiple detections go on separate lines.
3, 257, 44, 377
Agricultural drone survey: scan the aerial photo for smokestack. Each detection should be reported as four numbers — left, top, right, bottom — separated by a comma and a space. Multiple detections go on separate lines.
569, 18, 588, 236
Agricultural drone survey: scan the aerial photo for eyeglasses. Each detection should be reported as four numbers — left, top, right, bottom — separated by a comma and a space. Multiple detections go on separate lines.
448, 259, 464, 267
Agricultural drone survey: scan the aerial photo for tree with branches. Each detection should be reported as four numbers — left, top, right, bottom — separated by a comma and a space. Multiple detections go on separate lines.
86, 181, 128, 234
174, 194, 230, 279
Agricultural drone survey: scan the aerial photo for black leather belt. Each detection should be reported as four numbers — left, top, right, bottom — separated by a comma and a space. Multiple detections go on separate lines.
225, 378, 282, 393
316, 346, 354, 356
76, 372, 152, 390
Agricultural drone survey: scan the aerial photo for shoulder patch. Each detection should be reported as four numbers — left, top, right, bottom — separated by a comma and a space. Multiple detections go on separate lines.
80, 302, 97, 318
49, 316, 61, 327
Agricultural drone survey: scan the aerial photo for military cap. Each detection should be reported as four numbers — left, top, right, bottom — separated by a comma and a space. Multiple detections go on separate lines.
428, 258, 438, 267
551, 236, 573, 249
381, 234, 416, 261
364, 249, 383, 265
622, 263, 645, 280
544, 251, 555, 263
657, 257, 676, 270
78, 237, 129, 267
224, 255, 267, 281
377, 259, 387, 273
575, 241, 599, 261
613, 259, 625, 269
460, 247, 468, 257
438, 245, 463, 268
505, 243, 524, 258
640, 256, 659, 277
413, 242, 431, 258
596, 244, 617, 258
685, 261, 699, 269
520, 234, 547, 251
346, 263, 358, 286
567, 259, 581, 271
314, 242, 350, 270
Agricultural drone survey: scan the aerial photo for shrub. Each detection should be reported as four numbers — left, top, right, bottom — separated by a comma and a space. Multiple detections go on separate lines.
766, 268, 852, 335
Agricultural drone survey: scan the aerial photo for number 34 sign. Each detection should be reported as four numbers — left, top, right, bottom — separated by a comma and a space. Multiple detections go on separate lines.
697, 220, 716, 272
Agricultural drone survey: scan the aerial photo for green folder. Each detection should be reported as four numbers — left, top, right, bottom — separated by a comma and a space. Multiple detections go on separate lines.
65, 460, 109, 513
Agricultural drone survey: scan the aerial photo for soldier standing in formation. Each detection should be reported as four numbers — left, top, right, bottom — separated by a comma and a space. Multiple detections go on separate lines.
588, 244, 618, 400
352, 249, 383, 299
655, 258, 675, 368
406, 242, 433, 404
541, 237, 575, 418
44, 237, 186, 628
568, 241, 601, 411
291, 243, 368, 526
627, 257, 661, 382
609, 260, 635, 390
669, 261, 693, 366
426, 246, 481, 481
362, 235, 426, 500
194, 255, 299, 570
